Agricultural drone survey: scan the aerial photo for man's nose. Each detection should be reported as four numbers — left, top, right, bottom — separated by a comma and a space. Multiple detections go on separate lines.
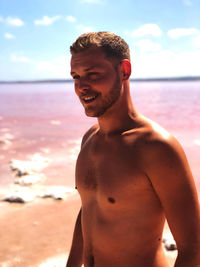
76, 78, 89, 93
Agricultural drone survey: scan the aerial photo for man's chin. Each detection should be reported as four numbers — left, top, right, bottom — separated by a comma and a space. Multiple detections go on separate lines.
85, 110, 98, 118
84, 108, 105, 118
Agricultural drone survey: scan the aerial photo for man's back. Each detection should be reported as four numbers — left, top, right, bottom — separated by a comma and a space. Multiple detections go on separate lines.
76, 117, 172, 267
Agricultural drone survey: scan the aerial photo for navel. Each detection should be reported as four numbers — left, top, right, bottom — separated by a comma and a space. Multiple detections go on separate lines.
108, 197, 116, 204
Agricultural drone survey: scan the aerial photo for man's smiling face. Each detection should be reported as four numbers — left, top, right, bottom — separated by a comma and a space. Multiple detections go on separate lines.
70, 47, 122, 118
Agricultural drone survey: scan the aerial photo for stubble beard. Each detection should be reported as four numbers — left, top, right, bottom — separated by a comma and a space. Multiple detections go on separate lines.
84, 75, 121, 118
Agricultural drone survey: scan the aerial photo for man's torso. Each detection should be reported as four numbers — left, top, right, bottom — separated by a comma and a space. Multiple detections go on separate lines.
76, 120, 171, 267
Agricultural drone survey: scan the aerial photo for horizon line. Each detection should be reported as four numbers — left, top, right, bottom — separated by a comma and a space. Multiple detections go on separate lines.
0, 76, 200, 84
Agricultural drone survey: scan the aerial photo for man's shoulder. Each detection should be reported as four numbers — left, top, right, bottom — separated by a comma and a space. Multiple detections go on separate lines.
81, 124, 99, 148
133, 118, 186, 173
124, 118, 172, 143
126, 117, 183, 161
139, 119, 174, 147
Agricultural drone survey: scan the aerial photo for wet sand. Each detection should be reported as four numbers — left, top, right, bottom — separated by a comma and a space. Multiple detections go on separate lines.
0, 196, 81, 267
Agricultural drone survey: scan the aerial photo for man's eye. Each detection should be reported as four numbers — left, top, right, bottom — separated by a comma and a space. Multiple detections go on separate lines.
72, 75, 80, 80
88, 73, 99, 79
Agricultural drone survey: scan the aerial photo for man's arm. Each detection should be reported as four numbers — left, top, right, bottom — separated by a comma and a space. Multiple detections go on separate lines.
66, 209, 83, 267
142, 135, 200, 267
66, 125, 98, 266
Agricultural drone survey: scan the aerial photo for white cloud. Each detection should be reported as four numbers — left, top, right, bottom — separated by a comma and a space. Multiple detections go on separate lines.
0, 16, 3, 22
192, 35, 200, 48
76, 24, 94, 33
5, 17, 24, 26
131, 24, 162, 38
183, 0, 192, 6
4, 33, 15, 39
172, 50, 200, 76
132, 49, 200, 78
135, 39, 162, 52
10, 54, 31, 63
66, 16, 76, 22
36, 61, 54, 70
168, 28, 199, 39
34, 15, 61, 26
132, 49, 173, 78
36, 55, 71, 79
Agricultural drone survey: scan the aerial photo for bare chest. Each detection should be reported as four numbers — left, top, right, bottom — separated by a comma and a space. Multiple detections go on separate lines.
75, 135, 152, 206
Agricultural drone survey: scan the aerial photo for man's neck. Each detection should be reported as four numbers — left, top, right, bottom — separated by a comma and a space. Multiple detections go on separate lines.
97, 83, 139, 136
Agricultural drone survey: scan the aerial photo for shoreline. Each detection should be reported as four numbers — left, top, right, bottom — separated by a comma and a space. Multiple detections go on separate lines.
0, 76, 200, 84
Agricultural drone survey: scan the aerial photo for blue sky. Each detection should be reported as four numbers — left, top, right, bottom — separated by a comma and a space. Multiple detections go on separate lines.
0, 0, 200, 81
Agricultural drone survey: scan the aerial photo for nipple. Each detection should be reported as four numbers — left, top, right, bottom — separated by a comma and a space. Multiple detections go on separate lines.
108, 197, 116, 204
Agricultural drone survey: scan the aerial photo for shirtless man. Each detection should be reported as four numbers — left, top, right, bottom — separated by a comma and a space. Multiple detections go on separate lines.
66, 32, 200, 267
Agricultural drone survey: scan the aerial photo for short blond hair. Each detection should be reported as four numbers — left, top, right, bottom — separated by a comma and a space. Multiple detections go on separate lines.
70, 31, 130, 61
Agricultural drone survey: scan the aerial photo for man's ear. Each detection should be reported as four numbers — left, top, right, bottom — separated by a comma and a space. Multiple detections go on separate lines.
120, 60, 131, 81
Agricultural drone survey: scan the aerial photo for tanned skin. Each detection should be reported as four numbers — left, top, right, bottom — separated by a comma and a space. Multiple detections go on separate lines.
66, 47, 200, 267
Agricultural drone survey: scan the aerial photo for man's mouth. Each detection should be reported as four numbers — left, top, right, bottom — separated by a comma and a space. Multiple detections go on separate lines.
82, 94, 98, 103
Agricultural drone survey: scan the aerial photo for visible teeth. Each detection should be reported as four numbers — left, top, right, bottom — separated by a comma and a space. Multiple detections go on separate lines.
84, 96, 96, 101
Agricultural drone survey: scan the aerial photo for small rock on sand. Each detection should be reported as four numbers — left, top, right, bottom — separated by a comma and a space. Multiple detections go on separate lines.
39, 186, 76, 200
163, 233, 177, 251
0, 186, 77, 204
2, 190, 36, 203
